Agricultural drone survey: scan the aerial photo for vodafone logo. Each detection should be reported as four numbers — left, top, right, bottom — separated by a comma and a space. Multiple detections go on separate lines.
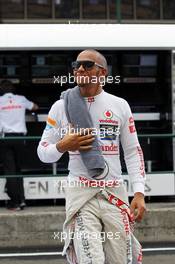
104, 110, 113, 119
1, 105, 22, 110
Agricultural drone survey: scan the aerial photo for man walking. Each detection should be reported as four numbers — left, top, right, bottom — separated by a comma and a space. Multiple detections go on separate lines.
38, 49, 146, 263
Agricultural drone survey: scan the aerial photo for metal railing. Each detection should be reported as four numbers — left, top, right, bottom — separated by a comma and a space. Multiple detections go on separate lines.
1, 133, 174, 140
0, 133, 174, 178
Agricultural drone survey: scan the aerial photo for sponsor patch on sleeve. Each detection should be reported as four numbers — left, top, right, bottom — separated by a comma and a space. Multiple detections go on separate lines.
41, 141, 49, 147
45, 124, 54, 130
47, 116, 56, 127
129, 125, 136, 133
128, 116, 136, 133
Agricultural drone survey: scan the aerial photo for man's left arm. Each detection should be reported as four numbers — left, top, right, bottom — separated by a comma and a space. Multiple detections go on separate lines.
120, 100, 146, 222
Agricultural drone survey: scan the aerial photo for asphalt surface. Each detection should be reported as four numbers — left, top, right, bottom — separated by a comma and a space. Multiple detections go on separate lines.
1, 254, 175, 264
0, 248, 175, 264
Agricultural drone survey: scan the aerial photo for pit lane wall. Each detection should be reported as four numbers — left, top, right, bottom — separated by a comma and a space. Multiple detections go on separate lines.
0, 203, 175, 249
0, 173, 175, 248
0, 173, 175, 199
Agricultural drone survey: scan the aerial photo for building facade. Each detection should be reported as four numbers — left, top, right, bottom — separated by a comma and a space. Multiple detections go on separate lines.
0, 0, 175, 23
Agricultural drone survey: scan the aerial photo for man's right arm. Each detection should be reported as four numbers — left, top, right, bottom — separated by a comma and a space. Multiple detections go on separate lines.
37, 101, 64, 163
37, 101, 96, 163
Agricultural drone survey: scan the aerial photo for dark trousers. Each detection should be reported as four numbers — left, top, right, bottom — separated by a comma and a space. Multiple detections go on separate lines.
0, 134, 25, 205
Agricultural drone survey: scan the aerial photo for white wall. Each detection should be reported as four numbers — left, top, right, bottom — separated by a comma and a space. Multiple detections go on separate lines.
0, 24, 175, 50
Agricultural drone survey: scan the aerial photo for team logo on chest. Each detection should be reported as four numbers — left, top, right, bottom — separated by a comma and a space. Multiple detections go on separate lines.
104, 110, 113, 119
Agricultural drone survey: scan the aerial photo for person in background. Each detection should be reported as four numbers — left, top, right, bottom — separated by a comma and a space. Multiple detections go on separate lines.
0, 80, 38, 211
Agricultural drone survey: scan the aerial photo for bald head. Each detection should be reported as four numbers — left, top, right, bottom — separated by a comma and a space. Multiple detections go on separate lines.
77, 49, 108, 70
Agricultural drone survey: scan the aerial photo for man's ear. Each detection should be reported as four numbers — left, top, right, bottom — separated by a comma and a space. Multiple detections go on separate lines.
101, 68, 108, 76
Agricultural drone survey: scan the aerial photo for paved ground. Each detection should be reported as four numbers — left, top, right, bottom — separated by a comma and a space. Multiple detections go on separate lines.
0, 258, 66, 264
1, 253, 175, 264
143, 253, 175, 264
0, 247, 175, 264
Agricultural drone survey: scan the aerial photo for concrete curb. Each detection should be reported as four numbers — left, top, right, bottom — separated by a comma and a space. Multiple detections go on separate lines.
135, 207, 175, 242
0, 204, 175, 248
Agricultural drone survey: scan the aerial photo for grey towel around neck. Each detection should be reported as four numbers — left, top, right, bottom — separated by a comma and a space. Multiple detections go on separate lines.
60, 86, 106, 179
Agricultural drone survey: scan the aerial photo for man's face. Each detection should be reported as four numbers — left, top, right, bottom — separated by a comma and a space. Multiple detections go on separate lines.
72, 51, 106, 87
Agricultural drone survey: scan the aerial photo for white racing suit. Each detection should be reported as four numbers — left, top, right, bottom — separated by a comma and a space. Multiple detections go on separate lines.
37, 90, 146, 264
63, 181, 142, 264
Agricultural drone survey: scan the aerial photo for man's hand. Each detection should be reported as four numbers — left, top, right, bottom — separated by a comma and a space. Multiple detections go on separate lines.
130, 192, 146, 222
56, 128, 95, 153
